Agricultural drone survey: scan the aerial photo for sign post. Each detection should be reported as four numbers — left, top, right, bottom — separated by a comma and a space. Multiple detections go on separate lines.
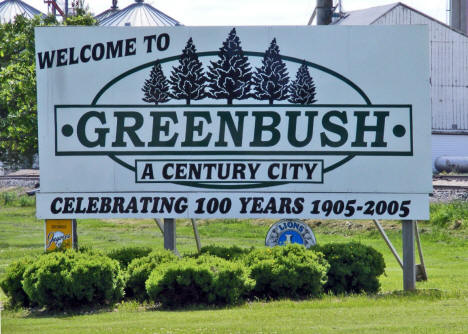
163, 218, 176, 252
35, 25, 432, 290
402, 220, 416, 291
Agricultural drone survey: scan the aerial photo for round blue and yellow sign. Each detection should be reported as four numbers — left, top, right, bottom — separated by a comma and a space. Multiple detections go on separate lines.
265, 219, 316, 248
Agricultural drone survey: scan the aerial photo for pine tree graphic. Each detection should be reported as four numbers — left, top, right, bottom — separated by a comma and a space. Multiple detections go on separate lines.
169, 38, 206, 105
142, 60, 170, 105
288, 61, 317, 104
207, 28, 252, 105
252, 38, 289, 105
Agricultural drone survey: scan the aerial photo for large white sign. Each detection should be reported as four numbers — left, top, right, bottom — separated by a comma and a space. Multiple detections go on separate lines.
35, 26, 432, 219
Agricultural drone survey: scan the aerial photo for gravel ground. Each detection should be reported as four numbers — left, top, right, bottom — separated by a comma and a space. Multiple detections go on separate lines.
0, 179, 38, 189
6, 169, 39, 176
431, 188, 468, 202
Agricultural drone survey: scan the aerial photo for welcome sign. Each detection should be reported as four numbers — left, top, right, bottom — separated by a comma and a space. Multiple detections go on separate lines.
35, 26, 431, 219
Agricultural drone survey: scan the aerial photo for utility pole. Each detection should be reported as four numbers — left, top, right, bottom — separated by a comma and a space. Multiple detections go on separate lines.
450, 0, 468, 34
317, 0, 333, 25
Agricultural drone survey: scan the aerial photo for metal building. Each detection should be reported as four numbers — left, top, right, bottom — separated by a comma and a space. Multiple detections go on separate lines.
0, 0, 45, 23
317, 2, 468, 170
99, 0, 181, 27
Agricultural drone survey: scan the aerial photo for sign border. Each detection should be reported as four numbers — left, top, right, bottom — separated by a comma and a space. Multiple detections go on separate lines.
54, 104, 413, 156
134, 158, 325, 186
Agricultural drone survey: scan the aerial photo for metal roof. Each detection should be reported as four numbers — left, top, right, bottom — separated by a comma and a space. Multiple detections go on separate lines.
99, 0, 181, 27
0, 0, 45, 23
332, 2, 468, 38
333, 2, 399, 25
95, 7, 120, 23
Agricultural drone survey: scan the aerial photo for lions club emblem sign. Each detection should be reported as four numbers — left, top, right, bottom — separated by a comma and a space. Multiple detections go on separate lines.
265, 219, 316, 248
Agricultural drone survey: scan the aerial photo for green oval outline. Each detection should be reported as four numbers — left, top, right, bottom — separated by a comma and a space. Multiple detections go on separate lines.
94, 51, 372, 189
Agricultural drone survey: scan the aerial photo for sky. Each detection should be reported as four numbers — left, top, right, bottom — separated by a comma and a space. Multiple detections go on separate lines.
23, 0, 449, 26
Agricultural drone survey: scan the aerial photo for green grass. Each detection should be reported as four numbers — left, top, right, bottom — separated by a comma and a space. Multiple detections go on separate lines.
0, 189, 35, 208
0, 199, 467, 333
3, 293, 468, 334
430, 201, 468, 229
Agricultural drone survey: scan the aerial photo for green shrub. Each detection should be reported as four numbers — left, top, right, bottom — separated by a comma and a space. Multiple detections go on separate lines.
107, 246, 152, 269
77, 245, 105, 256
0, 256, 35, 307
125, 250, 178, 300
0, 191, 35, 207
244, 244, 329, 299
22, 250, 124, 310
146, 255, 253, 308
314, 242, 385, 294
430, 202, 468, 229
19, 194, 35, 207
199, 245, 252, 261
0, 191, 16, 206
197, 255, 254, 305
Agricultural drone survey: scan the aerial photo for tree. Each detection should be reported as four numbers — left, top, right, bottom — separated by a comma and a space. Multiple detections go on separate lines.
0, 15, 56, 166
65, 0, 97, 26
71, 0, 91, 17
288, 61, 317, 104
252, 38, 289, 105
64, 13, 96, 26
207, 28, 252, 105
169, 38, 206, 105
0, 12, 95, 167
142, 60, 170, 104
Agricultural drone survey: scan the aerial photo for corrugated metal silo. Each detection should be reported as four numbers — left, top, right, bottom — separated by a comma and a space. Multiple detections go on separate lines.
0, 0, 45, 23
99, 0, 181, 27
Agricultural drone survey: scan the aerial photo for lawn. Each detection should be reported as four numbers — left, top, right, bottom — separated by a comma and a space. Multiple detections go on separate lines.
0, 192, 467, 333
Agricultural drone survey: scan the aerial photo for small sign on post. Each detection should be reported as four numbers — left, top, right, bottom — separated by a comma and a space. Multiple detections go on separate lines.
266, 219, 317, 248
44, 219, 77, 251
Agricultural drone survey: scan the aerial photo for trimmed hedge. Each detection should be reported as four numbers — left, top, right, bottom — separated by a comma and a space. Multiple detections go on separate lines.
107, 246, 152, 269
22, 250, 124, 310
1, 242, 387, 310
146, 255, 254, 308
244, 244, 329, 299
0, 256, 35, 307
314, 242, 385, 294
125, 250, 178, 300
199, 245, 251, 261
